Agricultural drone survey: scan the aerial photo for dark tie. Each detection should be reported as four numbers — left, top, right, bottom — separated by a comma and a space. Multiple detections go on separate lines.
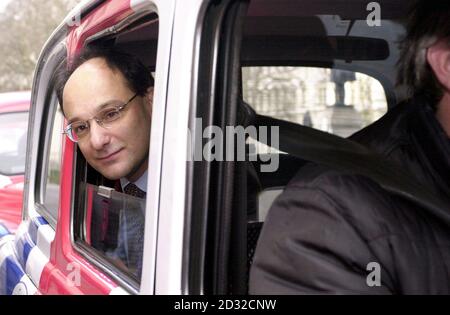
124, 183, 146, 198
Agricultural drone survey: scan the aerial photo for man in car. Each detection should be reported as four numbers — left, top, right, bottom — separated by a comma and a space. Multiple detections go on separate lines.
55, 46, 153, 279
250, 0, 450, 294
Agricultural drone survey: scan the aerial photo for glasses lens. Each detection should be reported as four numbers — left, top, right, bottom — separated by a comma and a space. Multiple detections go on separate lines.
69, 121, 89, 141
64, 127, 78, 142
99, 107, 122, 125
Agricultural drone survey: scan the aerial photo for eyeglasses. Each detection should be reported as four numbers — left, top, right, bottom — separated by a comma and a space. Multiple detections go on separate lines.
63, 93, 138, 143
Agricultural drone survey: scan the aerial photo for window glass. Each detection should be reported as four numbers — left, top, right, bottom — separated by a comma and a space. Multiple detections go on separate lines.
242, 66, 387, 138
83, 183, 146, 280
0, 112, 28, 175
242, 67, 389, 222
42, 107, 64, 219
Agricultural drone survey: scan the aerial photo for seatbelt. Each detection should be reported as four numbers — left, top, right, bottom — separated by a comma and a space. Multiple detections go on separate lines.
254, 114, 450, 226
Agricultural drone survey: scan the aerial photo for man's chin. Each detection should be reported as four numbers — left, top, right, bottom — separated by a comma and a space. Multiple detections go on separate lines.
102, 174, 121, 181
95, 167, 129, 181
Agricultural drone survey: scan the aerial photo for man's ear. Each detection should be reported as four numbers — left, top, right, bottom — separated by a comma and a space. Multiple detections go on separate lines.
427, 40, 450, 92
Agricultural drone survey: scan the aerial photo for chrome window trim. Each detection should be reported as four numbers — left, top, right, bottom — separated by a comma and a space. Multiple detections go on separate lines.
25, 31, 67, 227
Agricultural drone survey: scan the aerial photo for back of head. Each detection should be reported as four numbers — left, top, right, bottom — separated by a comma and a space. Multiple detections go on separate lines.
397, 0, 450, 108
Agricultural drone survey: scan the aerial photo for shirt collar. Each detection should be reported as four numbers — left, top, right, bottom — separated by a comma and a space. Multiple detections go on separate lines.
120, 170, 148, 193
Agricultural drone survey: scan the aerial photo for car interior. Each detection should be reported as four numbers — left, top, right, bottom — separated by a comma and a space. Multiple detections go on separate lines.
67, 0, 416, 294
234, 0, 412, 294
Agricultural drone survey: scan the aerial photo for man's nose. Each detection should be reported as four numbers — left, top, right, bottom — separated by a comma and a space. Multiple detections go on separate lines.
88, 121, 111, 149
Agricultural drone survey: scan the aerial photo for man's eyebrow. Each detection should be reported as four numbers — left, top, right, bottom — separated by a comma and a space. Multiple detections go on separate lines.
67, 100, 120, 123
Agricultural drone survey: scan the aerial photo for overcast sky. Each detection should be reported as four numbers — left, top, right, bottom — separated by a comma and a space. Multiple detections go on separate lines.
0, 0, 12, 12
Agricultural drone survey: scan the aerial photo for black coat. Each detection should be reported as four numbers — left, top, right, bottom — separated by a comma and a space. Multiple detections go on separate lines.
249, 98, 450, 294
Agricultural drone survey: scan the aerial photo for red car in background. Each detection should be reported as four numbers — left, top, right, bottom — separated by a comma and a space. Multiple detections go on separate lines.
0, 91, 30, 233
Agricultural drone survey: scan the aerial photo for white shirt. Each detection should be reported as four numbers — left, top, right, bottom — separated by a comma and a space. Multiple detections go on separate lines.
120, 170, 148, 193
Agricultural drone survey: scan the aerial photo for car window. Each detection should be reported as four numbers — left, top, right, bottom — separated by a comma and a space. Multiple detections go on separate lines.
242, 66, 387, 138
0, 111, 28, 175
242, 67, 389, 222
71, 12, 159, 291
241, 59, 390, 224
41, 106, 64, 219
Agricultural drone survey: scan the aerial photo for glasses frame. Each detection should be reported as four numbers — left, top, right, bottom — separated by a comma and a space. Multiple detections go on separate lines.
63, 93, 138, 143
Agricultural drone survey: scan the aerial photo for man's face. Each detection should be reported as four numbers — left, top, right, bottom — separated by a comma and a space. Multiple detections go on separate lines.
63, 57, 153, 181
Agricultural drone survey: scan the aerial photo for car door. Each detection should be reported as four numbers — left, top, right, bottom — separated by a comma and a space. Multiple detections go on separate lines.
0, 0, 174, 295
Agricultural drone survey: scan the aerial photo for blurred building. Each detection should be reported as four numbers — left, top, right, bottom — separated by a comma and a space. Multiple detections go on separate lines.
242, 66, 387, 138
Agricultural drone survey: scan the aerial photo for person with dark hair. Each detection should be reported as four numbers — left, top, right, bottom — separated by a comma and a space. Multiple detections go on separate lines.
397, 0, 450, 109
56, 45, 153, 182
250, 0, 450, 294
55, 46, 154, 279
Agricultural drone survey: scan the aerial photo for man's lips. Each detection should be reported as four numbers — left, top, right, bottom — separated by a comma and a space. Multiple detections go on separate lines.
98, 149, 123, 161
